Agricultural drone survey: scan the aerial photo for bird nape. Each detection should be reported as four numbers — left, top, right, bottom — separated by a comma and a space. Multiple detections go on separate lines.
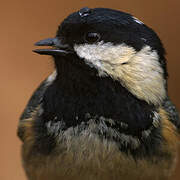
18, 7, 179, 180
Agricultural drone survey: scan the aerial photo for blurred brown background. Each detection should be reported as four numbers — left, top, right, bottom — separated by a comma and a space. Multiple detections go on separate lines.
0, 0, 179, 179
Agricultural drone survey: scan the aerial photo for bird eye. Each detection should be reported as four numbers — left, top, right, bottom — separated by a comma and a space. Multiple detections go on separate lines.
84, 32, 101, 43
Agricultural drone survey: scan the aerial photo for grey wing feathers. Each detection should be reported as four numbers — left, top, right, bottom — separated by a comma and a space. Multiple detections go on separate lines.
17, 78, 49, 141
20, 79, 48, 121
163, 97, 180, 132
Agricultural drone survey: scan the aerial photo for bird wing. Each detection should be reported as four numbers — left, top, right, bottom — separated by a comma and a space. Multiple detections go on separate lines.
17, 78, 49, 141
163, 97, 180, 132
20, 79, 48, 120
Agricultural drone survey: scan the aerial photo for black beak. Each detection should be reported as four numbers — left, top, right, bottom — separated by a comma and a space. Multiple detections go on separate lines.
33, 37, 73, 56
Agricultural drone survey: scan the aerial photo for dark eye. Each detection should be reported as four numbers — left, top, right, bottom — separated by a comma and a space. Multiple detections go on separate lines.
84, 32, 101, 43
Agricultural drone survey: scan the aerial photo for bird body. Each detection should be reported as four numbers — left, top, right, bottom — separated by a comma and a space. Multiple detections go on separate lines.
18, 7, 179, 180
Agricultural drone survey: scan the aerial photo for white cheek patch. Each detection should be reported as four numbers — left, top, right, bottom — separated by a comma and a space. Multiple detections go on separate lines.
74, 42, 136, 76
133, 17, 144, 25
74, 42, 166, 105
74, 41, 135, 63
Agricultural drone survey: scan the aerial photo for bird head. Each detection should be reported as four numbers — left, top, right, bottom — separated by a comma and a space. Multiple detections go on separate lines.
34, 7, 167, 105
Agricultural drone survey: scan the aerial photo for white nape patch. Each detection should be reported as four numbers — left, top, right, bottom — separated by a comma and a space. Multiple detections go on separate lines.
133, 17, 144, 25
74, 42, 166, 105
46, 70, 57, 86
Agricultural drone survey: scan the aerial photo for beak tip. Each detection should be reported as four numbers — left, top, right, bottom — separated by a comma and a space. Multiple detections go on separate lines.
33, 49, 47, 55
32, 49, 40, 54
34, 42, 40, 46
34, 38, 55, 46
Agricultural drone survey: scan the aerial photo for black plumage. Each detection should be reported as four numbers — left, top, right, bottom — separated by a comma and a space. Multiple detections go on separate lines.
18, 7, 179, 180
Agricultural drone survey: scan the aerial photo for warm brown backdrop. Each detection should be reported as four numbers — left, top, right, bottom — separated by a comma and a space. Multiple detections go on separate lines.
0, 0, 179, 180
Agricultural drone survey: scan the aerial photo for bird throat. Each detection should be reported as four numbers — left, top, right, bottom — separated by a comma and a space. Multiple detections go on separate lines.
42, 55, 156, 137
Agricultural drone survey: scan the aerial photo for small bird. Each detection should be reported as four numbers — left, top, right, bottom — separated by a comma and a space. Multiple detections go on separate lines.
18, 7, 180, 180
